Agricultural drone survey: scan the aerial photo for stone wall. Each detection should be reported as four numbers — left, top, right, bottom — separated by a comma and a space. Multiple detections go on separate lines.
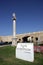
0, 31, 43, 44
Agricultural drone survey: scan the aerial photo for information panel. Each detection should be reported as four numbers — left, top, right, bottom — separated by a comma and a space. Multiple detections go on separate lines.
16, 43, 34, 62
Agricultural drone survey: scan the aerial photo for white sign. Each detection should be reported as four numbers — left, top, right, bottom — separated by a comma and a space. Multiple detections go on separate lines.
16, 43, 34, 62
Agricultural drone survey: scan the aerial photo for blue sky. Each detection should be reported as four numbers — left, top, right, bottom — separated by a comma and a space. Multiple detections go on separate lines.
0, 0, 43, 36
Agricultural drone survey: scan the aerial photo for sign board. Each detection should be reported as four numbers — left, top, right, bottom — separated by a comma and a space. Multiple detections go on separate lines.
16, 43, 34, 62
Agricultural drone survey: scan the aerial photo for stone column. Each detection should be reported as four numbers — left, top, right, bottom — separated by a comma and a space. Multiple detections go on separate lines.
12, 13, 17, 46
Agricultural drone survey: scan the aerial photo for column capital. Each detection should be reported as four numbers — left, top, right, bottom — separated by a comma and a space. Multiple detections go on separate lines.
12, 13, 16, 20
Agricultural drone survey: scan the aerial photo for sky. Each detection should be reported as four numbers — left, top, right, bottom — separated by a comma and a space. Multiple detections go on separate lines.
0, 0, 43, 36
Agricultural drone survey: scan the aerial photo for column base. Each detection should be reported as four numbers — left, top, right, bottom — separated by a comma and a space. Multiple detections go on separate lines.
12, 37, 17, 46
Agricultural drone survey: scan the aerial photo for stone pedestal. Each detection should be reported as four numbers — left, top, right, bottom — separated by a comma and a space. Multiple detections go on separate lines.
12, 37, 17, 46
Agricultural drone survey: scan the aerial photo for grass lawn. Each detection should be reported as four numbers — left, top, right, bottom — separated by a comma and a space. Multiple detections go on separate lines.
0, 46, 43, 65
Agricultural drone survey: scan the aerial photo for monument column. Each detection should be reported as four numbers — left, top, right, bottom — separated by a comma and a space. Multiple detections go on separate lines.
12, 13, 17, 46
